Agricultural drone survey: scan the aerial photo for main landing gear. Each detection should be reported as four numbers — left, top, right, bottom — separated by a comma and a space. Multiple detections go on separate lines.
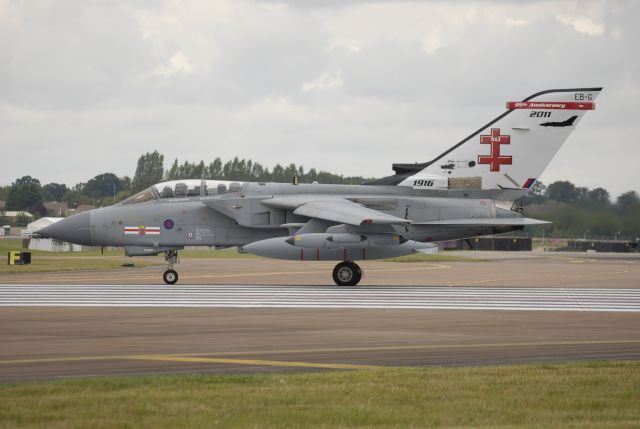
163, 250, 179, 285
332, 261, 363, 286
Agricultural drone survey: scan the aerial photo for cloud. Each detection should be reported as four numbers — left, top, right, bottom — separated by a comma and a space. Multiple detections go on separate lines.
153, 52, 194, 76
505, 18, 527, 27
0, 1, 154, 109
0, 0, 638, 198
556, 14, 605, 35
421, 31, 444, 55
302, 71, 343, 92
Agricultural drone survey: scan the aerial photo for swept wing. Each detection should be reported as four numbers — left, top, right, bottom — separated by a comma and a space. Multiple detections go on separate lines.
263, 197, 410, 226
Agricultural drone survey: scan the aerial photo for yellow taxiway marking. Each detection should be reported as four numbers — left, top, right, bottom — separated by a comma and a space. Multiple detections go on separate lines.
2, 339, 639, 366
0, 355, 134, 365
127, 355, 379, 370
167, 339, 640, 357
0, 354, 377, 370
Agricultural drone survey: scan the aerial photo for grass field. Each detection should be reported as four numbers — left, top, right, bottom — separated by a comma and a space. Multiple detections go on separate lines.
0, 361, 638, 428
0, 238, 259, 274
0, 238, 161, 274
0, 257, 159, 274
0, 238, 260, 259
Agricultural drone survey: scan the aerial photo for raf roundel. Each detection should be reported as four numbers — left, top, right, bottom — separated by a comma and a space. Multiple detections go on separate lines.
163, 219, 175, 230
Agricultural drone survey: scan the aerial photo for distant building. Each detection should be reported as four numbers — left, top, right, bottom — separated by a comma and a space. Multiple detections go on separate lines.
44, 201, 70, 217
0, 200, 5, 210
69, 204, 94, 215
3, 211, 33, 219
24, 217, 85, 252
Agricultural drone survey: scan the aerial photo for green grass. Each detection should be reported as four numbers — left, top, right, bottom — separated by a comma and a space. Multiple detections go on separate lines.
0, 239, 259, 259
0, 361, 638, 428
0, 257, 159, 274
0, 239, 121, 257
0, 238, 161, 274
385, 253, 489, 263
0, 239, 257, 274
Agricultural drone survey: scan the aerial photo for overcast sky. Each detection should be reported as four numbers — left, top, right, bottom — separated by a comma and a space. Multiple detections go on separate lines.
1, 0, 638, 197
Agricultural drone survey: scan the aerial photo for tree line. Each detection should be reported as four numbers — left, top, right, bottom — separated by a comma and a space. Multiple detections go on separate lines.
519, 181, 640, 240
1, 151, 639, 238
131, 151, 369, 191
0, 151, 370, 225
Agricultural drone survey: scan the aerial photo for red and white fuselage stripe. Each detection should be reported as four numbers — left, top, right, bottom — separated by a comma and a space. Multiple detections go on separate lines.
124, 226, 161, 235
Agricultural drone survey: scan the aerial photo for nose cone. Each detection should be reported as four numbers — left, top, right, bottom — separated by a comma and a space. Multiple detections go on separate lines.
37, 211, 93, 245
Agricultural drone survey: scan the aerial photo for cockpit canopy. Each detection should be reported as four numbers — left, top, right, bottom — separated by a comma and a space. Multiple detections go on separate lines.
121, 179, 245, 205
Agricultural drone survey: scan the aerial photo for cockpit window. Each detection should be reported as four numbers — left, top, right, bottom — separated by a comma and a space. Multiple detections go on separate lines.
159, 186, 173, 198
121, 188, 156, 205
153, 180, 244, 198
124, 180, 245, 203
174, 182, 188, 197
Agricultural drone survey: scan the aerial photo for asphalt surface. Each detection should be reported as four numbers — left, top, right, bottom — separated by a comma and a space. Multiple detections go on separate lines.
1, 252, 639, 382
4, 251, 640, 287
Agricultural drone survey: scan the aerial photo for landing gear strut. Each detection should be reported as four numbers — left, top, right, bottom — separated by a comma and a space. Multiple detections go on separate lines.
332, 261, 363, 286
163, 250, 179, 285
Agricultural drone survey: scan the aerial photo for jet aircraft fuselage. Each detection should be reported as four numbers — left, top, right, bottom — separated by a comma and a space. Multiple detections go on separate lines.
61, 181, 526, 249
38, 87, 602, 285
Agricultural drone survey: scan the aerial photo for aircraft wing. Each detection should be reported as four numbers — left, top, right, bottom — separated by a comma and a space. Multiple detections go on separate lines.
263, 197, 410, 226
412, 218, 550, 226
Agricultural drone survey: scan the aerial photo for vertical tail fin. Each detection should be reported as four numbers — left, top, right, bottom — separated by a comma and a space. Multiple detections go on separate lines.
383, 88, 602, 190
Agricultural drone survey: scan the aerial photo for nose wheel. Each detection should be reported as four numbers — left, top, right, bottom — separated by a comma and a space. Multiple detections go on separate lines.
333, 261, 363, 286
162, 250, 179, 285
163, 269, 178, 285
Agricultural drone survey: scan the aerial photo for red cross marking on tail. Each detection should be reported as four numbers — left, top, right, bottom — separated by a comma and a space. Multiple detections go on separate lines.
478, 128, 512, 172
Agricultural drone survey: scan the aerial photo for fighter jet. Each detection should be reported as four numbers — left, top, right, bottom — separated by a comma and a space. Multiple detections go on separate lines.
38, 87, 601, 286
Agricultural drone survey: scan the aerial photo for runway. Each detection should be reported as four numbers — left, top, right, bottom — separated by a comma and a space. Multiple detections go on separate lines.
4, 254, 639, 288
1, 306, 639, 382
2, 284, 640, 312
2, 255, 640, 382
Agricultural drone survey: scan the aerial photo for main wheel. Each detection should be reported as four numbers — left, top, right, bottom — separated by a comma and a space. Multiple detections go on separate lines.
332, 261, 362, 286
163, 269, 179, 285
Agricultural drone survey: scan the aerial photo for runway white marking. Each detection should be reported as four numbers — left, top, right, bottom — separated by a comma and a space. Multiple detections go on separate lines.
1, 285, 640, 312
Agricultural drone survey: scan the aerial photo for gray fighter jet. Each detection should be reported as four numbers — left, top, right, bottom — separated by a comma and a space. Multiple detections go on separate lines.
38, 88, 601, 286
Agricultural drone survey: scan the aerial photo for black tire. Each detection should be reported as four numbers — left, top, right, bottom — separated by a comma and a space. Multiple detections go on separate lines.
332, 261, 362, 286
163, 269, 179, 285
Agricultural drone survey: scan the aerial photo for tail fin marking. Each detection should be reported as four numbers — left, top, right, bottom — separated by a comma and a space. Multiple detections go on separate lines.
396, 87, 602, 190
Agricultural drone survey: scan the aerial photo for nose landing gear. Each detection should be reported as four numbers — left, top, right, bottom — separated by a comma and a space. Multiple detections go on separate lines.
163, 250, 179, 285
332, 261, 363, 286
163, 269, 178, 285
